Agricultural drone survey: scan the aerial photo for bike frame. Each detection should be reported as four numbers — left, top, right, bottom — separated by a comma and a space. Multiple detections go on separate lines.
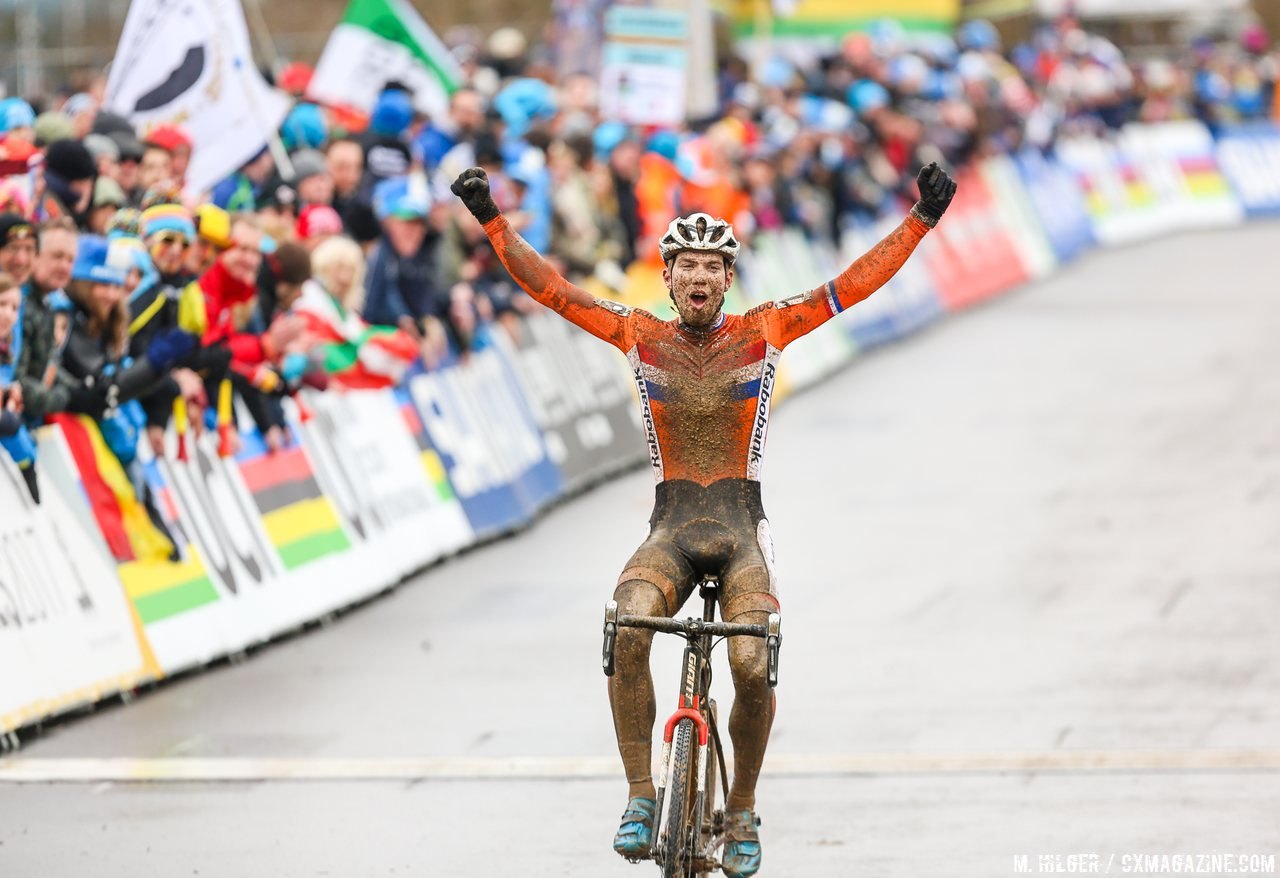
603, 575, 781, 875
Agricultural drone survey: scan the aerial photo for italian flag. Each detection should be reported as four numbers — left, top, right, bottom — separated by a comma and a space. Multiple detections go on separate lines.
308, 0, 462, 118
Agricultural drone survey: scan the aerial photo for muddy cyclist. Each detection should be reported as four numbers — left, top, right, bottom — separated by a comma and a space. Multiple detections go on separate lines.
452, 161, 956, 877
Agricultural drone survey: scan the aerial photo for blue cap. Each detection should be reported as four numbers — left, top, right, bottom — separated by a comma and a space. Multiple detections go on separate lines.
0, 98, 36, 135
72, 235, 128, 286
958, 19, 1001, 53
847, 80, 890, 114
373, 176, 429, 221
493, 78, 557, 139
645, 130, 680, 162
370, 89, 414, 137
281, 103, 328, 151
592, 121, 631, 159
760, 57, 796, 90
920, 34, 959, 68
505, 160, 540, 188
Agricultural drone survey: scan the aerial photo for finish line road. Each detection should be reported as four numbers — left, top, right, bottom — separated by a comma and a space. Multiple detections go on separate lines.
3, 224, 1279, 876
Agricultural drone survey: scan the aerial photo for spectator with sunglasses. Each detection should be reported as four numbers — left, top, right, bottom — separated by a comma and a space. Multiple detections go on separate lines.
128, 205, 205, 351
127, 204, 210, 451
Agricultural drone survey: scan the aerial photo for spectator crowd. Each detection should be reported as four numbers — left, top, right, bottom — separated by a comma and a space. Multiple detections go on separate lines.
0, 12, 1276, 519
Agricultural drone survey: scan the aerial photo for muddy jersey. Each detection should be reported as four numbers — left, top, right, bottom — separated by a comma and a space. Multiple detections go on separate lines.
482, 213, 931, 485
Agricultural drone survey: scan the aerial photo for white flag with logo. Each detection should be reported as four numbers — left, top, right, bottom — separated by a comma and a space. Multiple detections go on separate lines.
105, 0, 290, 196
308, 0, 462, 119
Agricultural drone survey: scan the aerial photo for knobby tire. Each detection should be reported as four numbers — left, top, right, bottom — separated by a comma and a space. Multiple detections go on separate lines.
662, 718, 696, 878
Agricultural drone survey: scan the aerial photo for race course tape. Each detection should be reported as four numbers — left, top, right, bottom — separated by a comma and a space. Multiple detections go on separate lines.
2, 749, 1279, 783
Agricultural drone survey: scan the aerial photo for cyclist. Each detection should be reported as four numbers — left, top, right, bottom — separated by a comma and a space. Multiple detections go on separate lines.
452, 162, 956, 877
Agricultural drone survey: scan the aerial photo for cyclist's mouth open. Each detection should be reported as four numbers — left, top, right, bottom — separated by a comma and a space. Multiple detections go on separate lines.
690, 292, 710, 308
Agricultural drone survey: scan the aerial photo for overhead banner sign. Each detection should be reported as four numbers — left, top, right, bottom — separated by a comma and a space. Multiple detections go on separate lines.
727, 0, 959, 39
105, 0, 290, 195
599, 7, 689, 127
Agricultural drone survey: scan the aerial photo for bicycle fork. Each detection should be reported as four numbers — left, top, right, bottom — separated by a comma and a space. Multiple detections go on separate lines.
655, 640, 710, 867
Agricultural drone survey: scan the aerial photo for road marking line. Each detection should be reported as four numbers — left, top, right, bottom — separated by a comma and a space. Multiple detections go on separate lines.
2, 750, 1279, 783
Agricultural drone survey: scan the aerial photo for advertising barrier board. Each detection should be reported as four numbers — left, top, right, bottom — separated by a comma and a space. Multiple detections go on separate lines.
1215, 122, 1280, 217
0, 456, 154, 733
921, 166, 1033, 310
1016, 149, 1096, 263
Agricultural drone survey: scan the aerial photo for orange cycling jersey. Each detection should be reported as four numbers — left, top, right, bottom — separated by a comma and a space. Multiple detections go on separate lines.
482, 213, 931, 485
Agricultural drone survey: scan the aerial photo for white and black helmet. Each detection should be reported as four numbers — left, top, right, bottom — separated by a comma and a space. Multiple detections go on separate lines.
659, 213, 740, 267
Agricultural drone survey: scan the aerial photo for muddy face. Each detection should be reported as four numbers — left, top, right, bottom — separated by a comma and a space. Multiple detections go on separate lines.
664, 251, 733, 330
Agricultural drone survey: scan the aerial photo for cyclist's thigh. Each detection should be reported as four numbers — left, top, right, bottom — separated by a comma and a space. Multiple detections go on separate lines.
720, 518, 781, 623
616, 530, 696, 617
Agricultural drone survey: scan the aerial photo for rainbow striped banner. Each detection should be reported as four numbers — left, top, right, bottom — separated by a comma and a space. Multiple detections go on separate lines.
727, 0, 959, 37
235, 438, 351, 571
118, 552, 218, 627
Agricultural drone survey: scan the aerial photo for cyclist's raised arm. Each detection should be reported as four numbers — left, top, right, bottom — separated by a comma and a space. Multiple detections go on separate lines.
452, 168, 634, 352
759, 163, 956, 350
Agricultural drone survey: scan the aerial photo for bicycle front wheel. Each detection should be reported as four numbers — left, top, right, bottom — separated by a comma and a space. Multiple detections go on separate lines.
661, 718, 697, 878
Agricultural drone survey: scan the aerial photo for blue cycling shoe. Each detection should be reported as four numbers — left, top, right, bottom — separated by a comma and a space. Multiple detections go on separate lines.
722, 809, 762, 878
613, 796, 657, 859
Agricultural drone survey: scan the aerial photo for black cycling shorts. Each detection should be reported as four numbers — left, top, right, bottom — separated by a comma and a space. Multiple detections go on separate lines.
616, 478, 781, 622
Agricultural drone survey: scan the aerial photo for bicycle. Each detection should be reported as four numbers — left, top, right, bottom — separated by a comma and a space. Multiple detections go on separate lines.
602, 574, 782, 877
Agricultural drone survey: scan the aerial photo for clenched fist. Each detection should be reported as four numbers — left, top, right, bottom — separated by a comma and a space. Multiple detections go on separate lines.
451, 168, 500, 224
912, 162, 957, 227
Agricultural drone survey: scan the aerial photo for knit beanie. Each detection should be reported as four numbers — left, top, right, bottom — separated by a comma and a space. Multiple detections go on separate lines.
44, 138, 96, 181
140, 203, 196, 241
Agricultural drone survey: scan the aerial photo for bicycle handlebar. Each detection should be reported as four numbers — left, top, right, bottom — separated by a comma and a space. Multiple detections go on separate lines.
618, 614, 768, 639
605, 602, 781, 685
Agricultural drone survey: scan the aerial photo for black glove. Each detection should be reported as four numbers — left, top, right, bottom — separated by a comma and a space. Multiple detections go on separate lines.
64, 377, 111, 419
912, 162, 957, 227
450, 168, 500, 224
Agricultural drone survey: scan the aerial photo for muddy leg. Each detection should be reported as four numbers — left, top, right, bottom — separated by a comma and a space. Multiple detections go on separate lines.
608, 580, 668, 800
724, 609, 775, 811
